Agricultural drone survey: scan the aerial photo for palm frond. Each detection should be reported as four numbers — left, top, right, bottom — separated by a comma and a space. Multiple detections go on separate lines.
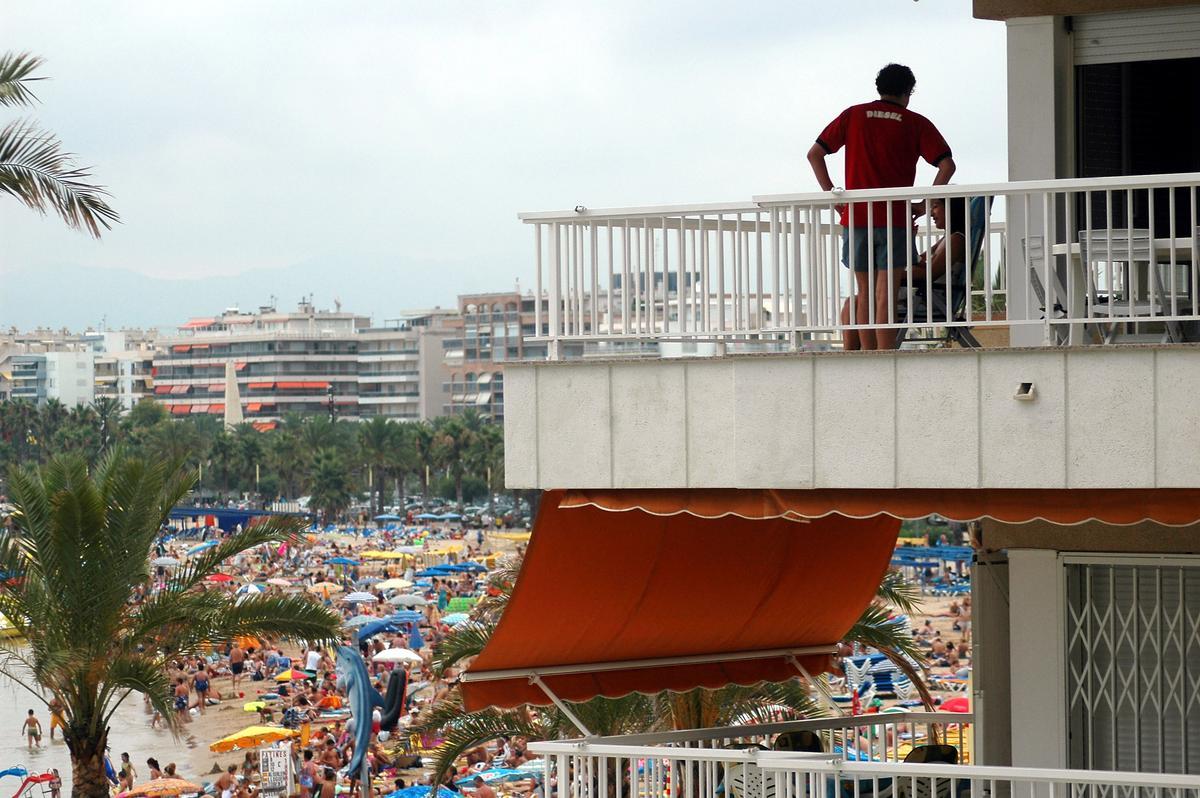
875, 570, 924, 617
0, 120, 119, 237
0, 52, 45, 108
432, 621, 493, 676
412, 693, 540, 784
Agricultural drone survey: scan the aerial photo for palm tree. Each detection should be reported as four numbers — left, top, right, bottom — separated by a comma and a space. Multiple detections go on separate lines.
308, 446, 354, 522
466, 423, 503, 515
0, 452, 341, 798
90, 397, 123, 455
432, 414, 482, 511
410, 421, 435, 501
0, 52, 119, 237
359, 417, 394, 518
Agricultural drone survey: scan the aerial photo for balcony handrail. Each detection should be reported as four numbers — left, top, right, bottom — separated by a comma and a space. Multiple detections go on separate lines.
519, 171, 1200, 222
770, 757, 1200, 789
566, 710, 969, 747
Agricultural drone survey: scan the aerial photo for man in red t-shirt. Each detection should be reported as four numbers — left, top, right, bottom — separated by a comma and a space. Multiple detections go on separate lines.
807, 63, 956, 350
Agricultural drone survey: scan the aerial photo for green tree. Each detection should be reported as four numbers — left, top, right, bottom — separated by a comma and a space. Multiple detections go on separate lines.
0, 452, 340, 798
91, 397, 122, 455
308, 446, 354, 522
0, 52, 118, 236
359, 417, 394, 518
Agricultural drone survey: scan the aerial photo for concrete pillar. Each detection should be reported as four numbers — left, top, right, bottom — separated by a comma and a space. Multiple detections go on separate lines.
1008, 548, 1067, 768
1005, 16, 1074, 346
972, 551, 1012, 766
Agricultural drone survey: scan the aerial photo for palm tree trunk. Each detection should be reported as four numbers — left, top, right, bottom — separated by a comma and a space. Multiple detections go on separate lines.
65, 730, 110, 798
455, 473, 464, 511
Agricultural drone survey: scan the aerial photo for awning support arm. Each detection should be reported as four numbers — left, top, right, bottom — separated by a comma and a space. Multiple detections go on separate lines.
787, 655, 844, 717
529, 674, 595, 738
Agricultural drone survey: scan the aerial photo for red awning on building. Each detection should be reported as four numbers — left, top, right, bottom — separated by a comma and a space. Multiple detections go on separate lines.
252, 421, 278, 432
169, 385, 189, 395
235, 362, 247, 371
171, 345, 191, 354
248, 382, 274, 390
170, 405, 190, 416
246, 403, 262, 413
180, 318, 215, 329
276, 381, 305, 390
190, 405, 209, 414
303, 381, 331, 390
153, 385, 171, 395
458, 490, 900, 712
209, 404, 225, 414
559, 488, 1200, 527
191, 343, 210, 351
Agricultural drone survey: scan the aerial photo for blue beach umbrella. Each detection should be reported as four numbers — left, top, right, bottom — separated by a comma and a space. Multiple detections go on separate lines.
414, 513, 440, 521
375, 513, 402, 521
441, 613, 470, 626
357, 618, 400, 643
188, 540, 219, 555
327, 557, 359, 566
388, 610, 425, 623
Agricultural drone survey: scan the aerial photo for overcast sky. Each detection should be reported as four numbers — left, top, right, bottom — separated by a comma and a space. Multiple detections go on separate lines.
2, 0, 1007, 328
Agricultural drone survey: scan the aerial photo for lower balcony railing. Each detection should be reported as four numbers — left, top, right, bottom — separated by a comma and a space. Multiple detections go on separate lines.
529, 713, 1200, 798
520, 172, 1200, 355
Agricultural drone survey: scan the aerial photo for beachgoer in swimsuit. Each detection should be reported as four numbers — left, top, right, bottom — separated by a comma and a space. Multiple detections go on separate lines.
194, 668, 210, 714
215, 765, 238, 798
48, 697, 65, 741
22, 709, 42, 749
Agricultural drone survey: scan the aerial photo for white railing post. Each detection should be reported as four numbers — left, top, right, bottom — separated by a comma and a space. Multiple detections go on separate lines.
547, 222, 562, 361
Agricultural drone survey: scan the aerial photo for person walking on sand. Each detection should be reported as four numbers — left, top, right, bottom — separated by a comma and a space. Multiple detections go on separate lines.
21, 709, 42, 749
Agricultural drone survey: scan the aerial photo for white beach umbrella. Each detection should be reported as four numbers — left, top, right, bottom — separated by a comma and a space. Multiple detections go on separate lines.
388, 594, 429, 607
151, 556, 180, 567
372, 648, 423, 665
343, 591, 378, 603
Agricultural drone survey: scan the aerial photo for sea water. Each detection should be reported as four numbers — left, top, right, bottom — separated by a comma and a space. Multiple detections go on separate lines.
0, 671, 200, 794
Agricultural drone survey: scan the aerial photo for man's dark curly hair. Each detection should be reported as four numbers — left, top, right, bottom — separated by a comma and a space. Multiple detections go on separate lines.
876, 63, 916, 97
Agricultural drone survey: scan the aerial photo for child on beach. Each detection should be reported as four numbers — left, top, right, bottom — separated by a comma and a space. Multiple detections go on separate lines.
22, 709, 42, 749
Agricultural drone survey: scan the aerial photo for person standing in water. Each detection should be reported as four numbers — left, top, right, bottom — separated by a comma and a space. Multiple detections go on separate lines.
22, 709, 42, 749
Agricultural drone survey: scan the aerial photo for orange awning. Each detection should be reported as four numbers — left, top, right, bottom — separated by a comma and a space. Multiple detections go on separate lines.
246, 403, 262, 412
276, 381, 306, 390
248, 382, 274, 390
170, 405, 190, 416
191, 343, 210, 351
153, 385, 171, 395
191, 404, 209, 414
236, 362, 247, 371
459, 490, 899, 711
561, 488, 1200, 527
209, 404, 225, 414
252, 421, 278, 432
169, 385, 189, 395
181, 318, 215, 329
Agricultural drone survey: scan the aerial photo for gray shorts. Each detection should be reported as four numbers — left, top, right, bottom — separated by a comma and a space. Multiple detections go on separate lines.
842, 227, 918, 273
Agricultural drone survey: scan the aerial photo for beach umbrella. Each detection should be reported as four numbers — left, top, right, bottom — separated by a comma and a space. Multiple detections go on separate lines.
205, 573, 234, 583
356, 618, 400, 643
415, 568, 452, 578
372, 647, 423, 665
441, 613, 470, 626
384, 787, 459, 798
388, 594, 429, 607
327, 557, 359, 566
457, 562, 488, 572
940, 696, 970, 713
122, 777, 204, 797
209, 725, 298, 752
389, 610, 425, 623
188, 540, 218, 555
414, 513, 439, 521
377, 578, 413, 591
266, 578, 292, 587
374, 513, 402, 521
308, 582, 343, 595
343, 591, 378, 603
151, 557, 179, 568
235, 635, 262, 649
275, 668, 315, 683
236, 584, 265, 595
243, 701, 266, 712
357, 576, 381, 586
343, 615, 377, 628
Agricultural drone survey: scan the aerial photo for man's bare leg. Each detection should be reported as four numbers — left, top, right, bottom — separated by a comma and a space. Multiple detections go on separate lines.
873, 268, 903, 350
840, 298, 861, 350
850, 272, 876, 349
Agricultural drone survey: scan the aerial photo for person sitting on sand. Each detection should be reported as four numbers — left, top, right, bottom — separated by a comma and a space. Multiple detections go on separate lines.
215, 765, 238, 798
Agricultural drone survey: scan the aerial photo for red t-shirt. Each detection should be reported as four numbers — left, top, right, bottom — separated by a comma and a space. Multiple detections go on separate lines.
817, 100, 951, 227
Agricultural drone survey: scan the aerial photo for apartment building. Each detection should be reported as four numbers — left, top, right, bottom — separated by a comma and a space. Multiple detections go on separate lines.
357, 310, 456, 421
0, 328, 156, 407
154, 302, 368, 427
441, 291, 549, 421
155, 302, 456, 425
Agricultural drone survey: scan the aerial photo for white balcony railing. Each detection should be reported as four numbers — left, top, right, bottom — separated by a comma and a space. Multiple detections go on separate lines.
529, 713, 1200, 798
520, 172, 1200, 356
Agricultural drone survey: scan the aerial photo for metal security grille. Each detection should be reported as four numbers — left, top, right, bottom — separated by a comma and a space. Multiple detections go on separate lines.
1066, 562, 1200, 776
1074, 7, 1200, 65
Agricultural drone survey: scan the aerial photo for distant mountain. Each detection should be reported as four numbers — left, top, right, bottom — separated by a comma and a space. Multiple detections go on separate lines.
0, 254, 515, 329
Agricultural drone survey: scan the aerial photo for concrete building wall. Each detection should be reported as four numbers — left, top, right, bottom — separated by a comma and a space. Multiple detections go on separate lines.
44, 351, 95, 407
505, 347, 1200, 490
